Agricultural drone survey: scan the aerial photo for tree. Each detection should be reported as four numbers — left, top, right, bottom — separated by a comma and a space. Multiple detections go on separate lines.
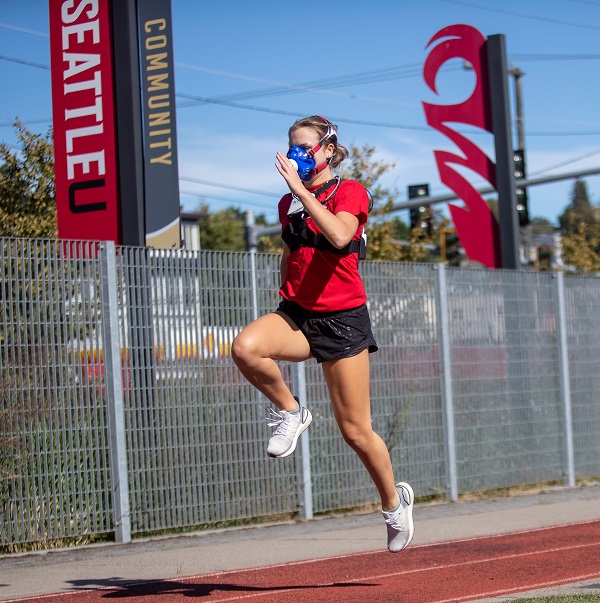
195, 204, 277, 252
198, 206, 246, 251
558, 178, 594, 231
560, 217, 600, 273
0, 121, 56, 238
558, 179, 600, 272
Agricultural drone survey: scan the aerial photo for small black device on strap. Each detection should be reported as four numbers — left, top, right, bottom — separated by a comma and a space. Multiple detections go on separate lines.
287, 178, 340, 219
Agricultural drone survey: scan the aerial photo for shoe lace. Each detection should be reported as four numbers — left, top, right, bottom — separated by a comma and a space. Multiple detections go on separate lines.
266, 408, 293, 437
384, 505, 408, 531
267, 406, 307, 437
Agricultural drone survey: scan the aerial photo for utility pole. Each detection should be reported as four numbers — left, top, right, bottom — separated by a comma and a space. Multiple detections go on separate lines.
508, 63, 525, 151
464, 60, 525, 152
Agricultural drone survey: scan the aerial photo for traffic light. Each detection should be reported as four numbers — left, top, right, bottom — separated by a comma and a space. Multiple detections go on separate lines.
408, 184, 431, 234
537, 245, 551, 271
513, 149, 529, 226
441, 228, 461, 266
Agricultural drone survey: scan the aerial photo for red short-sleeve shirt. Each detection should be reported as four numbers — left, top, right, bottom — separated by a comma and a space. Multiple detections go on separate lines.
278, 179, 369, 312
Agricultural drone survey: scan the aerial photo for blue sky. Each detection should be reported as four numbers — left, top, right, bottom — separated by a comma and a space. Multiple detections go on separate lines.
1, 0, 599, 226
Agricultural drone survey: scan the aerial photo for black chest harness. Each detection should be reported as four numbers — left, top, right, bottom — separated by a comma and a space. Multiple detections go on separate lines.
282, 179, 367, 260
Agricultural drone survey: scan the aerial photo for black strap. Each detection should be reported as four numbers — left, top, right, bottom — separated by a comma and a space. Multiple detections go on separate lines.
282, 222, 361, 256
316, 235, 362, 255
311, 178, 339, 200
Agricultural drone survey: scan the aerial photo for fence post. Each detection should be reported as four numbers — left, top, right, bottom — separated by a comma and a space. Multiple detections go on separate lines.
555, 272, 576, 487
245, 212, 260, 322
99, 242, 132, 543
295, 361, 313, 519
434, 264, 458, 501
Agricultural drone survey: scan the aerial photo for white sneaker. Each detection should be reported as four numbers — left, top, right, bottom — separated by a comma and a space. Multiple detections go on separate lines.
382, 482, 415, 553
266, 398, 312, 458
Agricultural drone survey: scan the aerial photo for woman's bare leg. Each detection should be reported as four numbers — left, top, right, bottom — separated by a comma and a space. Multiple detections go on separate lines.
322, 350, 399, 510
231, 311, 311, 412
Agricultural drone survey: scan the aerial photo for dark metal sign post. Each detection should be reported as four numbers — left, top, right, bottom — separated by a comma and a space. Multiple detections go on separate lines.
111, 0, 146, 246
487, 34, 521, 270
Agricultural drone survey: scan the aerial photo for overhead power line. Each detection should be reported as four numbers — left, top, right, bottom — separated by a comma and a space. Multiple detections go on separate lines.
177, 61, 425, 94
526, 130, 600, 136
179, 189, 275, 211
0, 118, 52, 128
179, 176, 280, 198
0, 22, 48, 37
529, 150, 600, 176
513, 54, 600, 61
175, 92, 433, 130
175, 62, 435, 108
176, 91, 600, 136
442, 0, 600, 31
0, 54, 49, 70
386, 166, 600, 214
0, 47, 598, 136
178, 150, 600, 208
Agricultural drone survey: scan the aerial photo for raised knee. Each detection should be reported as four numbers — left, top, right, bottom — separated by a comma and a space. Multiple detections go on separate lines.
231, 334, 247, 365
231, 332, 258, 367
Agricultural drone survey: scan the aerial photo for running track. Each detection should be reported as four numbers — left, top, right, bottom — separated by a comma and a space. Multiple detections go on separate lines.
7, 520, 600, 603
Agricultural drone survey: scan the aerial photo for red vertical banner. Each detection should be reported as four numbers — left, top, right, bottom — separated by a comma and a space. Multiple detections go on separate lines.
422, 24, 501, 268
49, 0, 121, 243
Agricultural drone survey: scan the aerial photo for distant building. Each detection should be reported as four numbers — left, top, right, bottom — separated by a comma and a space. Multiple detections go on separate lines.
521, 230, 563, 270
180, 210, 208, 251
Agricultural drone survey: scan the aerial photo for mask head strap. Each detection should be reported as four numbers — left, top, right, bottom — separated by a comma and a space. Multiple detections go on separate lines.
307, 116, 338, 177
308, 116, 338, 159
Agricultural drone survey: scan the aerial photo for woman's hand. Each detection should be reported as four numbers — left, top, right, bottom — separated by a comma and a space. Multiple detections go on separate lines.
275, 151, 306, 198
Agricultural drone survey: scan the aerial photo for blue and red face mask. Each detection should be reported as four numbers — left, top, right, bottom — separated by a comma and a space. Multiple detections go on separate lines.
287, 120, 337, 181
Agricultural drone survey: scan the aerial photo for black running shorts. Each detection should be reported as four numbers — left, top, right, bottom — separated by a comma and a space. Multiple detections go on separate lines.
277, 299, 378, 363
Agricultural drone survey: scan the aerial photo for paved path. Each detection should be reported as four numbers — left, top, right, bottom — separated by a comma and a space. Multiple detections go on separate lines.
1, 483, 599, 602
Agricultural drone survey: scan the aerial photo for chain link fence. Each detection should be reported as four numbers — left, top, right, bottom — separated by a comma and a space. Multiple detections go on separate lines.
1, 237, 599, 548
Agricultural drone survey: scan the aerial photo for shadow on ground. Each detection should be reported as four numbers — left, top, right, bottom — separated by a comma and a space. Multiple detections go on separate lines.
68, 577, 380, 598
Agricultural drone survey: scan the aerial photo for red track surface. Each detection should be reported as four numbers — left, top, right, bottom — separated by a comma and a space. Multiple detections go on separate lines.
9, 520, 600, 603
